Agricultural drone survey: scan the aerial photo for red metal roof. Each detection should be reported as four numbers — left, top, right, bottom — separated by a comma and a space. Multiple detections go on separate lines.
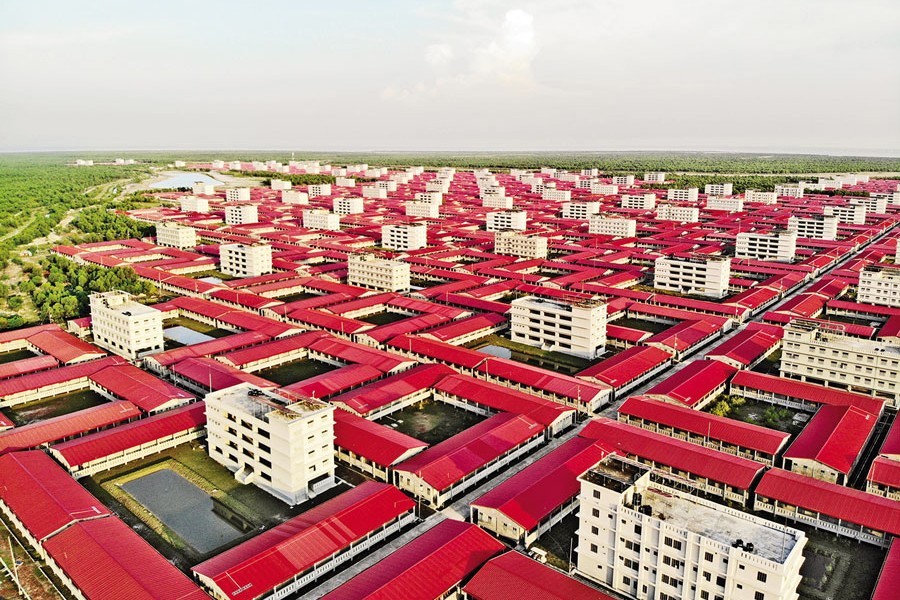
171, 357, 278, 391
42, 517, 208, 600
321, 519, 505, 600
576, 346, 671, 387
0, 354, 59, 380
333, 410, 428, 467
645, 359, 737, 407
872, 539, 900, 600
464, 551, 613, 600
472, 435, 610, 530
730, 371, 885, 415
387, 334, 489, 369
218, 330, 330, 367
580, 418, 765, 490
307, 335, 413, 373
284, 363, 383, 399
618, 396, 789, 455
784, 404, 877, 474
755, 469, 900, 536
51, 403, 206, 468
0, 355, 125, 397
150, 331, 273, 368
476, 357, 610, 403
193, 482, 415, 599
433, 373, 575, 429
420, 313, 506, 343
705, 329, 781, 367
645, 319, 721, 353
89, 364, 195, 412
0, 451, 111, 541
0, 400, 141, 455
0, 323, 59, 344
331, 363, 454, 415
395, 413, 544, 491
25, 329, 106, 364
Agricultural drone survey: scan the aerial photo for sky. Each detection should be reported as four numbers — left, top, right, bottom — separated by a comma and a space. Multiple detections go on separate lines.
1, 0, 898, 155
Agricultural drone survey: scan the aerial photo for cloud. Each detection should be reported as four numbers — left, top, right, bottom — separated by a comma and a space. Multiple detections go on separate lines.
471, 9, 537, 83
424, 43, 454, 66
0, 28, 135, 49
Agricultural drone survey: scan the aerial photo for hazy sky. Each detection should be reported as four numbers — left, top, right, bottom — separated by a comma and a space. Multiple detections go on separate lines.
1, 0, 898, 154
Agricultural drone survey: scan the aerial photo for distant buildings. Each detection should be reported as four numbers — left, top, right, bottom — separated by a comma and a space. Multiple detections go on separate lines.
155, 223, 196, 249
180, 195, 209, 213
487, 210, 527, 231
303, 208, 341, 231
656, 205, 700, 222
666, 188, 699, 202
382, 224, 427, 251
735, 230, 797, 262
621, 194, 657, 210
704, 183, 734, 196
858, 265, 900, 308
89, 291, 163, 360
494, 231, 548, 259
589, 216, 637, 237
787, 215, 838, 240
225, 188, 250, 202
205, 383, 336, 505
347, 253, 411, 292
224, 204, 258, 225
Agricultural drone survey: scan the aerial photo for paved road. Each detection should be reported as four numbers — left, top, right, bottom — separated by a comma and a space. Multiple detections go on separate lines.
299, 219, 900, 598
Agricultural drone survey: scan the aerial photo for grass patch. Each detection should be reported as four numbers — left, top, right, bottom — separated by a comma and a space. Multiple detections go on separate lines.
7, 389, 107, 426
257, 359, 337, 386
468, 334, 590, 373
184, 269, 236, 281
277, 291, 319, 303
707, 394, 805, 435
377, 400, 486, 445
165, 316, 233, 338
798, 527, 886, 600
0, 348, 38, 365
611, 317, 672, 335
751, 348, 782, 375
532, 513, 580, 571
360, 311, 410, 326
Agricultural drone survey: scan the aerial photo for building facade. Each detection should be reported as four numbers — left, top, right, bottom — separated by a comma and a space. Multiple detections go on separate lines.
89, 291, 164, 360
405, 201, 440, 218
621, 194, 657, 210
666, 188, 699, 202
220, 243, 273, 278
225, 188, 251, 202
382, 224, 427, 251
180, 195, 209, 213
303, 209, 341, 231
205, 384, 336, 505
656, 205, 700, 222
487, 210, 528, 231
735, 230, 798, 262
494, 231, 548, 259
347, 253, 411, 292
224, 204, 258, 225
786, 216, 839, 241
562, 201, 601, 219
858, 265, 900, 308
589, 216, 638, 237
510, 295, 607, 359
654, 255, 732, 299
334, 197, 365, 214
155, 223, 197, 249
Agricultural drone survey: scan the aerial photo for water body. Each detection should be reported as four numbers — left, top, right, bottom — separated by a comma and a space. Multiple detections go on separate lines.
122, 468, 242, 554
149, 172, 221, 189
476, 344, 512, 359
164, 326, 215, 346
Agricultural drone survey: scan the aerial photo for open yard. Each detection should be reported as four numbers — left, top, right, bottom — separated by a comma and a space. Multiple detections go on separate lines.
468, 334, 590, 374
705, 394, 806, 435
257, 359, 337, 386
165, 316, 233, 338
377, 400, 486, 445
0, 348, 37, 365
611, 317, 673, 335
797, 527, 886, 600
7, 389, 107, 426
360, 311, 410, 326
531, 513, 580, 571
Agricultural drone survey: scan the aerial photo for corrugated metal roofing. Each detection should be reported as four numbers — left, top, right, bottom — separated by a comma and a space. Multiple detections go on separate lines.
463, 551, 613, 600
331, 363, 455, 415
89, 364, 195, 412
321, 519, 505, 600
644, 359, 737, 407
576, 346, 670, 387
284, 363, 383, 399
193, 482, 415, 599
731, 371, 885, 415
784, 404, 877, 474
0, 354, 59, 380
51, 403, 206, 468
872, 539, 900, 600
171, 357, 278, 391
333, 410, 428, 467
25, 329, 106, 364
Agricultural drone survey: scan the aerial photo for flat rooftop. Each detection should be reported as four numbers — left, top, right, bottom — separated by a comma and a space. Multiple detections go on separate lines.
212, 385, 329, 422
642, 487, 799, 564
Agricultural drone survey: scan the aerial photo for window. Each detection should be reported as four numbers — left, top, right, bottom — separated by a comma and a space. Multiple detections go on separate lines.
755, 593, 765, 600
663, 537, 683, 551
634, 524, 642, 535
705, 552, 714, 562
716, 576, 726, 587
590, 544, 598, 553
591, 526, 599, 535
757, 572, 767, 583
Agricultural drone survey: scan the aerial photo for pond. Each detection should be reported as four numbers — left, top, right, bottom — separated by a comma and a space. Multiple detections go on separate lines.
121, 468, 243, 554
477, 344, 512, 359
149, 172, 221, 190
475, 343, 580, 374
164, 326, 215, 346
7, 389, 108, 426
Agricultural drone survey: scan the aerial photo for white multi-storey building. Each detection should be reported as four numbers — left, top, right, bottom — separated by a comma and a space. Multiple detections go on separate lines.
89, 291, 163, 360
225, 188, 251, 202
542, 188, 572, 202
612, 175, 635, 186
654, 255, 731, 299
592, 183, 620, 195
425, 179, 451, 193
510, 295, 606, 359
405, 201, 440, 218
824, 203, 866, 225
786, 215, 839, 241
212, 160, 226, 169
621, 194, 657, 210
656, 205, 700, 222
854, 196, 889, 214
704, 183, 734, 196
347, 254, 411, 292
270, 179, 291, 191
205, 384, 335, 505
180, 195, 209, 213
735, 230, 797, 262
281, 190, 309, 204
335, 176, 356, 187
307, 184, 332, 198
333, 197, 365, 215
416, 192, 443, 204
780, 320, 900, 405
744, 190, 778, 204
361, 186, 388, 199
562, 201, 601, 219
487, 210, 527, 231
482, 195, 514, 209
582, 168, 600, 177
220, 243, 273, 278
576, 455, 806, 600
775, 184, 804, 198
644, 172, 666, 183
859, 265, 900, 308
155, 223, 197, 249
589, 216, 638, 237
303, 209, 341, 231
224, 204, 258, 225
706, 197, 744, 212
666, 188, 699, 202
494, 231, 548, 259
192, 182, 216, 195
382, 224, 427, 251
